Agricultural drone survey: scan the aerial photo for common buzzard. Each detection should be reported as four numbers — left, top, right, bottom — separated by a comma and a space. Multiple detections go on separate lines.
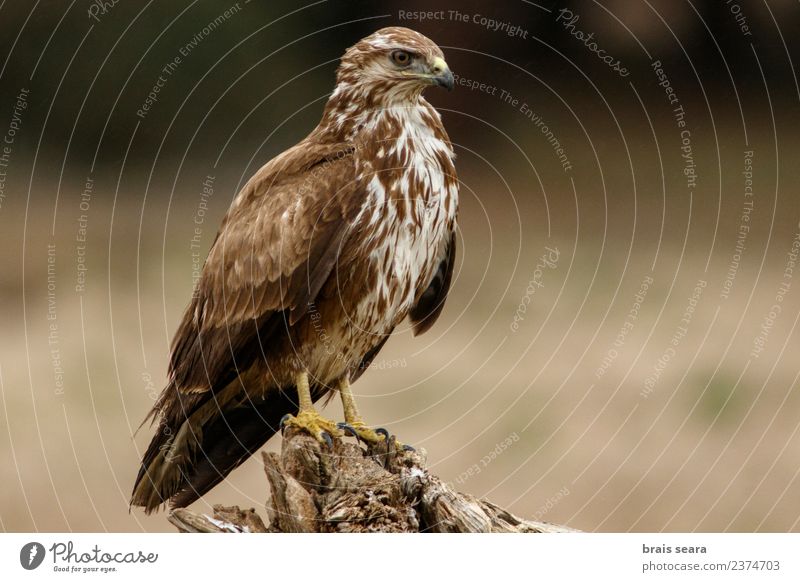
131, 27, 458, 513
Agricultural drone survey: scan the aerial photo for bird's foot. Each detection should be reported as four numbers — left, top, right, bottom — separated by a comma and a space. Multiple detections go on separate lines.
337, 421, 414, 452
280, 410, 342, 447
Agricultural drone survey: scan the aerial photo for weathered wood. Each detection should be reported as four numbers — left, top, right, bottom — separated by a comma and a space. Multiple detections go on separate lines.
168, 505, 268, 533
168, 427, 576, 533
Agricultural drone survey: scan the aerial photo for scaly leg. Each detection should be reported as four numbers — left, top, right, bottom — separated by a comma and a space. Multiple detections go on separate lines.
280, 371, 341, 446
336, 376, 412, 451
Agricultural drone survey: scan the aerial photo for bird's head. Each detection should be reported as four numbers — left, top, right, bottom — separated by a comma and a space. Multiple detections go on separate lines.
336, 27, 454, 100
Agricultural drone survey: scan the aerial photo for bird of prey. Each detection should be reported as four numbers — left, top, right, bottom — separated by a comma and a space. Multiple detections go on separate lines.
131, 27, 458, 513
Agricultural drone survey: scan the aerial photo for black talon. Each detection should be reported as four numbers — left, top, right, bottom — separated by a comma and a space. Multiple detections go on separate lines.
279, 414, 292, 433
375, 428, 390, 440
402, 444, 416, 452
321, 431, 334, 449
337, 422, 358, 438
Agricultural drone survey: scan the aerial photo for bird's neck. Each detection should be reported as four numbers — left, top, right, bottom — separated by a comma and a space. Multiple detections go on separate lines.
317, 82, 426, 142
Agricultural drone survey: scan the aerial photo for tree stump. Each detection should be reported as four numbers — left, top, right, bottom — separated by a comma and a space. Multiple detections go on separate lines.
168, 428, 576, 533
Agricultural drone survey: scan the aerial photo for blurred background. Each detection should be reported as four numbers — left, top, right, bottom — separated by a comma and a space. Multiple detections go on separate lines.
1, 0, 799, 532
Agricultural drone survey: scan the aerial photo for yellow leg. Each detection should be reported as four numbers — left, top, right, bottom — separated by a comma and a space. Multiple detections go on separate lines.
281, 372, 341, 445
339, 375, 362, 425
296, 371, 314, 411
337, 377, 411, 451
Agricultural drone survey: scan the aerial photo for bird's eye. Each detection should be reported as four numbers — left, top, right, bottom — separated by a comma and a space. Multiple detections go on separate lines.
390, 50, 412, 67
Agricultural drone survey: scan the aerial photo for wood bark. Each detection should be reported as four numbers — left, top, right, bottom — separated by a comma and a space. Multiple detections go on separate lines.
169, 427, 576, 533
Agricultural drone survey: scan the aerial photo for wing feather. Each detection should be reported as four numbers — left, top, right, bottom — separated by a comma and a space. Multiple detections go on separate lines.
409, 229, 456, 336
166, 141, 362, 396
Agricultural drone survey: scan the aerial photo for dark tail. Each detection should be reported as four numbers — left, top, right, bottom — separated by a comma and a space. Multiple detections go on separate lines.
130, 383, 299, 514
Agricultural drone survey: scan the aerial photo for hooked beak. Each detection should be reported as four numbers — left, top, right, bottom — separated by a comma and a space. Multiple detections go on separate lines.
431, 57, 454, 91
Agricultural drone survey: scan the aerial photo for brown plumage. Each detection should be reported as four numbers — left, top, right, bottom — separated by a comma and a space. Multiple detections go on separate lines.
131, 27, 459, 513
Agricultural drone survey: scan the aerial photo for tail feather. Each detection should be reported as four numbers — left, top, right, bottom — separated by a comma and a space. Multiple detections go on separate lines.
169, 389, 298, 509
131, 381, 302, 514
